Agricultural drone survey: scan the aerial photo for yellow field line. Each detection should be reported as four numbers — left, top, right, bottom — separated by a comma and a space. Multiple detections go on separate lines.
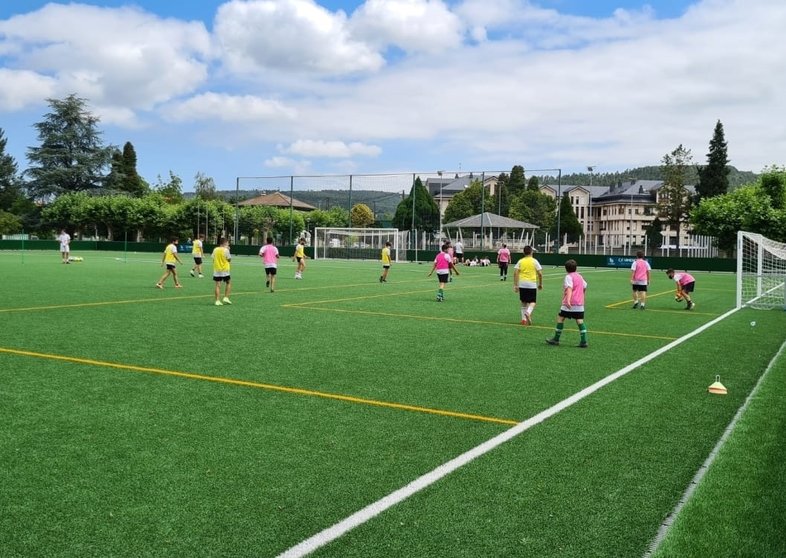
284, 305, 678, 341
0, 347, 518, 426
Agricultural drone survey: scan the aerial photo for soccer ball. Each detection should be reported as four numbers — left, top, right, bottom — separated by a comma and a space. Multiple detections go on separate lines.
675, 295, 683, 302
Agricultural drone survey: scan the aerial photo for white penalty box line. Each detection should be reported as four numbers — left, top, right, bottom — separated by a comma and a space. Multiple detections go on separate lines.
278, 305, 743, 558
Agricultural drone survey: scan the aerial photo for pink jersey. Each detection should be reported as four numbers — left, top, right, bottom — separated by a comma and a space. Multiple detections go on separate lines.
631, 259, 650, 284
674, 272, 695, 286
497, 248, 511, 263
435, 252, 451, 272
561, 271, 587, 311
259, 244, 279, 267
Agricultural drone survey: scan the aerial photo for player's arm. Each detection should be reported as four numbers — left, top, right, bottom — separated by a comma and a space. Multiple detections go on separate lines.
564, 286, 573, 309
537, 269, 543, 290
513, 267, 520, 291
427, 262, 436, 276
450, 261, 460, 275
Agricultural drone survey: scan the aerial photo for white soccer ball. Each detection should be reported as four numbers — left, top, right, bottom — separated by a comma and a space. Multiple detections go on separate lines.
750, 321, 756, 327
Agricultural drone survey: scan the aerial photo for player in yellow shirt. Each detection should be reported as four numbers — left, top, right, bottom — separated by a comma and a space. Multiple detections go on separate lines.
212, 237, 232, 306
513, 245, 543, 325
293, 237, 307, 279
190, 234, 205, 278
379, 241, 392, 283
156, 237, 183, 289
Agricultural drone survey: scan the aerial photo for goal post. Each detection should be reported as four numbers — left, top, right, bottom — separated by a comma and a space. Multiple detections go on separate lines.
737, 230, 786, 310
314, 228, 404, 262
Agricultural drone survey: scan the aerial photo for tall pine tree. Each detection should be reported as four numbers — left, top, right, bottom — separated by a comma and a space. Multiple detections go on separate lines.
696, 120, 729, 201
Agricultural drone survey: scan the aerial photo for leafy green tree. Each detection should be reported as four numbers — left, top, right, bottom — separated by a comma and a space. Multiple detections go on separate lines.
41, 191, 94, 236
443, 179, 488, 223
489, 180, 510, 217
120, 142, 148, 197
393, 176, 439, 232
550, 194, 583, 243
507, 165, 527, 198
526, 175, 540, 191
759, 166, 786, 209
644, 216, 663, 255
154, 171, 184, 204
0, 210, 22, 234
25, 94, 113, 199
194, 171, 218, 200
696, 120, 730, 201
508, 189, 555, 233
350, 203, 374, 227
657, 144, 693, 248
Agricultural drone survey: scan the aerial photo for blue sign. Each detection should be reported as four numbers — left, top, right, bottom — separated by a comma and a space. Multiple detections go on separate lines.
606, 256, 651, 268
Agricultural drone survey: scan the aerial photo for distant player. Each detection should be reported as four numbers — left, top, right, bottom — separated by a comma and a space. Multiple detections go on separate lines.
156, 237, 183, 289
259, 236, 279, 293
380, 241, 392, 283
546, 259, 588, 348
454, 240, 464, 264
190, 234, 205, 278
666, 268, 696, 310
497, 243, 511, 281
513, 245, 543, 326
212, 237, 232, 305
57, 229, 71, 264
293, 238, 307, 279
427, 243, 460, 302
630, 250, 651, 309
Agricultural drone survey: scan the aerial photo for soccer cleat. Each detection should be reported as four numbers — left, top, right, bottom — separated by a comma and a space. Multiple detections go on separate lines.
190, 270, 195, 277
632, 302, 639, 309
266, 280, 270, 288
546, 338, 559, 346
500, 277, 505, 281
640, 305, 645, 310
198, 274, 204, 278
155, 283, 163, 289
577, 342, 589, 348
222, 297, 232, 305
521, 314, 530, 326
175, 284, 182, 288
687, 301, 695, 310
214, 300, 223, 306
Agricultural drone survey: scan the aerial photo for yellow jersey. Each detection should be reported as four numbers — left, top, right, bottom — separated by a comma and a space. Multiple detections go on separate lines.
515, 256, 542, 286
164, 243, 178, 264
212, 246, 231, 275
381, 247, 391, 265
192, 239, 203, 257
295, 244, 305, 258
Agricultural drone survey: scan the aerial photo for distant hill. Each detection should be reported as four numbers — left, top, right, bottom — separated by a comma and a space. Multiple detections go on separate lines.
554, 165, 758, 189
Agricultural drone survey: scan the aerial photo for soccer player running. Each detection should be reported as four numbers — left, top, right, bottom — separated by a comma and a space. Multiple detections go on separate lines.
156, 237, 183, 289
666, 268, 696, 310
380, 241, 392, 283
630, 250, 651, 309
259, 236, 279, 293
546, 259, 589, 348
427, 243, 460, 302
293, 238, 307, 279
212, 237, 232, 305
513, 245, 543, 326
190, 234, 205, 278
497, 243, 511, 281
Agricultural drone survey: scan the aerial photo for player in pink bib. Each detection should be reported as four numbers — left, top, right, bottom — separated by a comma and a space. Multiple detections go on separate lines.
427, 243, 460, 302
666, 268, 696, 310
259, 237, 280, 293
630, 250, 651, 310
546, 259, 589, 348
497, 243, 512, 281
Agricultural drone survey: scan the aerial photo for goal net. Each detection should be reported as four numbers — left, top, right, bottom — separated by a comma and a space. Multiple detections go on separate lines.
314, 228, 404, 261
737, 230, 786, 309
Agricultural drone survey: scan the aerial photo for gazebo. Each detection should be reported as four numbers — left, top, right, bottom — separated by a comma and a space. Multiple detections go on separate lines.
238, 191, 317, 211
442, 212, 538, 251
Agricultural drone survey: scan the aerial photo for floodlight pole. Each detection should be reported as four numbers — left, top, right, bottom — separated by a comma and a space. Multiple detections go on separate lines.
555, 168, 562, 253
234, 177, 240, 244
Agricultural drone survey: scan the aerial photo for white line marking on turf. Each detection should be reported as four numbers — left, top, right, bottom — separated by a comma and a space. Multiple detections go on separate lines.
642, 334, 786, 557
277, 305, 743, 558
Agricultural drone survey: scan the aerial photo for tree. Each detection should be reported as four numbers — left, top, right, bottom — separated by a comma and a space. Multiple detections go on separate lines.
350, 203, 374, 227
120, 142, 148, 197
657, 144, 693, 248
194, 171, 218, 200
25, 94, 113, 199
644, 217, 663, 256
526, 176, 540, 191
759, 166, 786, 209
393, 177, 439, 232
508, 189, 555, 233
551, 194, 583, 243
155, 171, 184, 204
443, 179, 487, 223
489, 180, 510, 217
507, 165, 527, 197
696, 120, 730, 201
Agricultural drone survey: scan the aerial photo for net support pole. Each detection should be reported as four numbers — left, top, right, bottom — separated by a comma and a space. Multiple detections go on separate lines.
289, 175, 294, 245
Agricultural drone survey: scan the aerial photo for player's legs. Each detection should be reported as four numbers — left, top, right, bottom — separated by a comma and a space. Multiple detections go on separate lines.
222, 278, 232, 303
172, 268, 181, 287
214, 279, 221, 304
156, 269, 171, 287
576, 318, 588, 347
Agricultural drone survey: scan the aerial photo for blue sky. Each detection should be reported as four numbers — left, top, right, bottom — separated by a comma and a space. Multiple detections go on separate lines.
1, 0, 784, 192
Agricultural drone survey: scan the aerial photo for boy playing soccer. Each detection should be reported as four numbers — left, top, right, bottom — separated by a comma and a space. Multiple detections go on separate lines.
513, 245, 543, 326
190, 234, 205, 277
259, 236, 279, 293
380, 241, 392, 283
630, 250, 651, 309
156, 237, 183, 289
212, 237, 232, 305
546, 259, 589, 348
293, 237, 307, 279
497, 243, 511, 281
666, 268, 696, 310
427, 243, 460, 302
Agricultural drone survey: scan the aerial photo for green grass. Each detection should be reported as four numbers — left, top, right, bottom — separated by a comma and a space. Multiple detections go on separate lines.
0, 249, 784, 557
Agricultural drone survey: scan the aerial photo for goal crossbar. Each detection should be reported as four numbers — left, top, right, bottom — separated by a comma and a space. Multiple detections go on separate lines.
314, 228, 403, 262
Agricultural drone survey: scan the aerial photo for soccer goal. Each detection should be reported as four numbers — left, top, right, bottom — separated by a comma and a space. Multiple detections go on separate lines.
737, 230, 786, 309
314, 228, 404, 261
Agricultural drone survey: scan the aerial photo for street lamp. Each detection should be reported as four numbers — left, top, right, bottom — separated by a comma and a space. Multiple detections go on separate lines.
587, 166, 596, 250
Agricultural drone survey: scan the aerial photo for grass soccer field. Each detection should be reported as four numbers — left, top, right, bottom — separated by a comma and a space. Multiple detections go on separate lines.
1, 249, 785, 557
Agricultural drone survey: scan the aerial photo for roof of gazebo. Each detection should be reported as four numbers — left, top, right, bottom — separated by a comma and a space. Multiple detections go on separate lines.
443, 212, 538, 229
238, 191, 317, 211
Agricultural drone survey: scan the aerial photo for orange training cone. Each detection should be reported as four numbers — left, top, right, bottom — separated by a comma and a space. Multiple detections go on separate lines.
708, 375, 727, 395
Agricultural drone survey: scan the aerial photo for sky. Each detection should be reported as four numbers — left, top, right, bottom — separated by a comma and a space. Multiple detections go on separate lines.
1, 0, 784, 192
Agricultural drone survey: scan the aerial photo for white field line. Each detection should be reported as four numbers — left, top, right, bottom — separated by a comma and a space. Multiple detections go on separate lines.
278, 305, 742, 558
643, 335, 786, 557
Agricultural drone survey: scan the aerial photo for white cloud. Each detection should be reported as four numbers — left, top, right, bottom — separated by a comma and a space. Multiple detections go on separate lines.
215, 0, 383, 75
265, 156, 300, 167
0, 69, 56, 111
0, 3, 212, 111
349, 0, 464, 53
283, 139, 382, 158
162, 92, 298, 123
